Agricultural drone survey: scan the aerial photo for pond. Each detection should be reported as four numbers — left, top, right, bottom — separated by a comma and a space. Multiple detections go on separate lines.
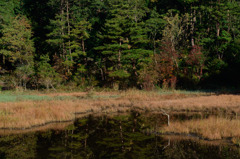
0, 111, 239, 159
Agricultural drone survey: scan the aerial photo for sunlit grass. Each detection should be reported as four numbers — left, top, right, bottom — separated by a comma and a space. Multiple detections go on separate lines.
161, 117, 240, 140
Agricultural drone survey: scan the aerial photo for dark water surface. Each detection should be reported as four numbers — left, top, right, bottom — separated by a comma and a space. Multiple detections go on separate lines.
0, 112, 239, 159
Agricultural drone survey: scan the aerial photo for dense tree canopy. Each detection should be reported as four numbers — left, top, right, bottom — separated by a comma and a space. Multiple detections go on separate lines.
1, 0, 240, 90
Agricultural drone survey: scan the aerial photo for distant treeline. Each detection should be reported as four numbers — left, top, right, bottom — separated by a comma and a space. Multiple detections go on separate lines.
0, 0, 240, 90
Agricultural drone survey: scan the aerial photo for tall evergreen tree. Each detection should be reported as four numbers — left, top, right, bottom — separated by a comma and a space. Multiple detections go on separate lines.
0, 16, 34, 89
122, 0, 152, 87
95, 0, 130, 88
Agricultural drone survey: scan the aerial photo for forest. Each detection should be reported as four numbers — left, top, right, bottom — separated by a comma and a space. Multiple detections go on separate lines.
0, 0, 240, 90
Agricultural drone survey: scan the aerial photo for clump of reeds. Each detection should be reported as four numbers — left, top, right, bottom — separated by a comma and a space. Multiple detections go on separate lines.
161, 117, 240, 140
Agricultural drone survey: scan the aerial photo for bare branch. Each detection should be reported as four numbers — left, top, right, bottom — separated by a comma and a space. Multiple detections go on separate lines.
160, 109, 170, 126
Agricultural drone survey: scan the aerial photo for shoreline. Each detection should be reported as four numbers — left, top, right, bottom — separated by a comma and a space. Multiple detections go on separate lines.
0, 91, 240, 134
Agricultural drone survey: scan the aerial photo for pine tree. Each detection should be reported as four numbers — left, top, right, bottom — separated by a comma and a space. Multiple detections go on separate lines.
70, 20, 91, 63
37, 55, 60, 90
0, 16, 34, 89
145, 8, 165, 59
0, 0, 15, 29
123, 0, 153, 87
95, 0, 130, 88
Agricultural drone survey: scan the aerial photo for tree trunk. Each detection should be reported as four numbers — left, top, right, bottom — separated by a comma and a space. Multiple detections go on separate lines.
216, 22, 220, 37
82, 39, 87, 65
118, 40, 122, 69
82, 39, 85, 53
100, 68, 104, 81
216, 0, 221, 37
61, 0, 66, 59
46, 83, 49, 90
119, 121, 124, 151
66, 0, 72, 62
153, 32, 157, 64
191, 8, 196, 47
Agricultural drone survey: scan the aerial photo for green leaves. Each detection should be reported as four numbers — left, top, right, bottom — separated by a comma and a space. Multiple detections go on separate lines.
0, 16, 34, 89
37, 55, 61, 89
46, 14, 66, 48
0, 16, 34, 62
0, 0, 240, 89
109, 70, 130, 78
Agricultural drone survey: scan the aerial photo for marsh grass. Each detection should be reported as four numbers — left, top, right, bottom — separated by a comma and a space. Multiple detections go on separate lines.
0, 94, 51, 102
0, 122, 73, 135
0, 94, 79, 102
0, 89, 240, 129
161, 117, 240, 140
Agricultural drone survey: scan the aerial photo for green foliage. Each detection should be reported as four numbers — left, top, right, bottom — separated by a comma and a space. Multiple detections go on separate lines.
70, 20, 91, 57
1, 0, 240, 90
36, 55, 61, 90
0, 16, 34, 64
0, 0, 15, 28
0, 15, 34, 89
109, 70, 130, 78
207, 58, 227, 75
46, 14, 66, 51
145, 8, 165, 53
95, 0, 131, 87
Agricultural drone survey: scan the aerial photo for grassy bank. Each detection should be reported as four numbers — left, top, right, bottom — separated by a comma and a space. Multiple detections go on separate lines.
160, 117, 240, 146
0, 89, 240, 129
161, 117, 240, 139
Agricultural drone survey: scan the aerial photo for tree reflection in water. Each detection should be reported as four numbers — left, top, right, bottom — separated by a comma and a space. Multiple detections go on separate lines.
0, 112, 239, 159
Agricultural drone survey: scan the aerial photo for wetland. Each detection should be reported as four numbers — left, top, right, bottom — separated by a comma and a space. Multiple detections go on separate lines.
0, 112, 240, 159
1, 90, 240, 158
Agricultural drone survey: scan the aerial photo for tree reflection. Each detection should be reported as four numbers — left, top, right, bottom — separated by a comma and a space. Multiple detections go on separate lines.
0, 112, 239, 158
0, 133, 37, 159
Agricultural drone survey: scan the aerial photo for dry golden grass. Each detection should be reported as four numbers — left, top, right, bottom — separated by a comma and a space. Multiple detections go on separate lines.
0, 122, 72, 136
130, 94, 240, 113
0, 90, 240, 129
161, 117, 240, 140
120, 90, 196, 101
46, 92, 87, 97
0, 100, 99, 128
